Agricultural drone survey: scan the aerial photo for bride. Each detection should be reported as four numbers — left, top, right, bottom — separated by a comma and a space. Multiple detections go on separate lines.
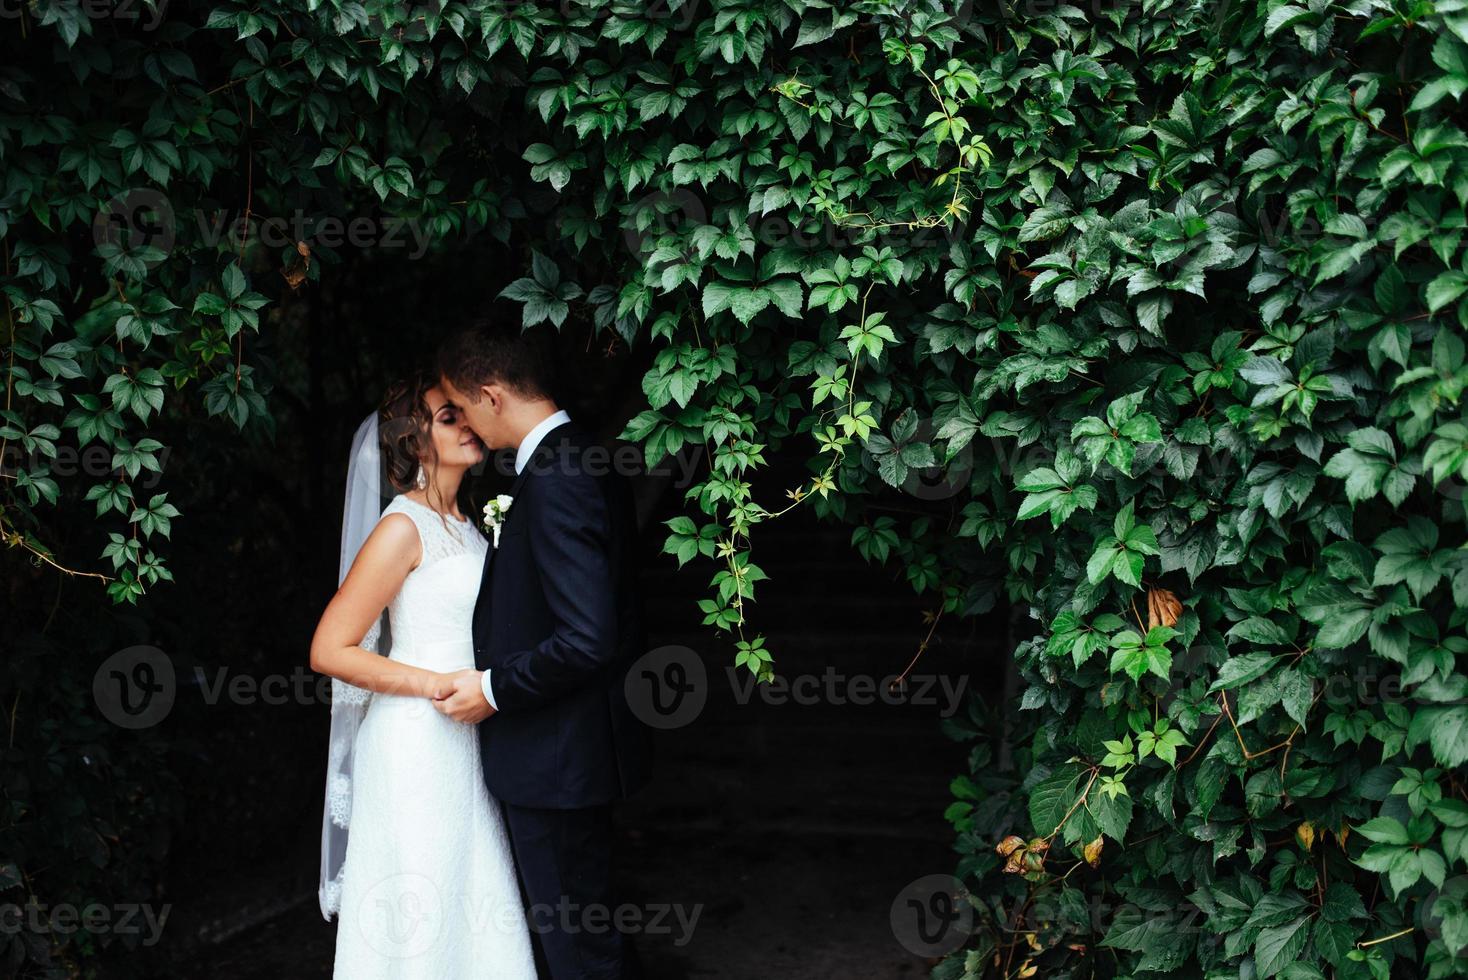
309, 373, 536, 979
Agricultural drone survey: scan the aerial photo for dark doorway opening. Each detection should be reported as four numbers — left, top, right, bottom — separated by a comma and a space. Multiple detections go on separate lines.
163, 414, 1006, 977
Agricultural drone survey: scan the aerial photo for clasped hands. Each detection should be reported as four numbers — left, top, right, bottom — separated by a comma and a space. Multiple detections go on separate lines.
431, 668, 496, 724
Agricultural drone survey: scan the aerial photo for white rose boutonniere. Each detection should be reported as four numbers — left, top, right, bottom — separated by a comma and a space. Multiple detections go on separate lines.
482, 493, 514, 547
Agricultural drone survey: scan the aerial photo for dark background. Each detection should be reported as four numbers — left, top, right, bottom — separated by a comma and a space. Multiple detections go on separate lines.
3, 233, 1010, 978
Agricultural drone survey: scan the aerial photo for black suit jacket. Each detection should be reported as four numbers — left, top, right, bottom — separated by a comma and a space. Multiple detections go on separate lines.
472, 421, 651, 809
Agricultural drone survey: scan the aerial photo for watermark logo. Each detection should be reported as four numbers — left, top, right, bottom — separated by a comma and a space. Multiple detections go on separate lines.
93, 188, 176, 273
359, 873, 444, 959
625, 645, 707, 730
901, 416, 974, 501
1419, 875, 1468, 957
92, 645, 175, 729
622, 188, 707, 258
890, 874, 973, 958
1422, 429, 1468, 502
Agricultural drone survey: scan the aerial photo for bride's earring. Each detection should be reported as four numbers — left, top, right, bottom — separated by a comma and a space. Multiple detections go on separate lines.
414, 466, 427, 490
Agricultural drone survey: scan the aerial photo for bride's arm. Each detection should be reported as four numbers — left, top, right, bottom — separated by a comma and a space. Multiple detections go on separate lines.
310, 513, 452, 700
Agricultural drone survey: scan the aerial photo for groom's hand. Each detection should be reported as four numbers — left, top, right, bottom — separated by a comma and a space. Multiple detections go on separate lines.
434, 670, 495, 724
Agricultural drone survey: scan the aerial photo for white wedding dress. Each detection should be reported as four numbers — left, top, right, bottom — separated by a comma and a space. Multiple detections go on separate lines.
331, 495, 535, 979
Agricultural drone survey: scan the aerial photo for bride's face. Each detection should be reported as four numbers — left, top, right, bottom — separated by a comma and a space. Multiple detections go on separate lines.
439, 376, 503, 449
423, 386, 484, 469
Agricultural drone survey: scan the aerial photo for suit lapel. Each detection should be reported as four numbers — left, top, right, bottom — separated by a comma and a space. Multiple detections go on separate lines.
478, 463, 533, 589
476, 426, 565, 598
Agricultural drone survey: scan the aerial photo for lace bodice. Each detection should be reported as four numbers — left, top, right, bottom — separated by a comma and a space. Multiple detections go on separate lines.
385, 495, 484, 563
379, 495, 488, 670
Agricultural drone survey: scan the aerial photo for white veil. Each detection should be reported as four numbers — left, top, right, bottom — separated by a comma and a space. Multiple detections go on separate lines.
319, 411, 390, 920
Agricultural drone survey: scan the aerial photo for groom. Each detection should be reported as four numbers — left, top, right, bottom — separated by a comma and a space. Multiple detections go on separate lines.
434, 319, 651, 979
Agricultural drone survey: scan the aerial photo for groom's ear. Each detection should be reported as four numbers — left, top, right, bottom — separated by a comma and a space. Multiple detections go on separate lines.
480, 383, 502, 411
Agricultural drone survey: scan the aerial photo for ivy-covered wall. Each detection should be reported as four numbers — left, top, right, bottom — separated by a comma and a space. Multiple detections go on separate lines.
3, 0, 1467, 975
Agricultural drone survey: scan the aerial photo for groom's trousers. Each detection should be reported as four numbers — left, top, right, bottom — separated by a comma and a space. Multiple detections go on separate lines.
502, 803, 642, 980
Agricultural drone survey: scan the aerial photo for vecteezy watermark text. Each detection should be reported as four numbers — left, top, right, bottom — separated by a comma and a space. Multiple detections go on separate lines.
0, 901, 170, 947
94, 189, 437, 271
1, 442, 170, 490
726, 666, 969, 714
353, 873, 701, 960
0, 0, 169, 30
486, 440, 703, 489
93, 646, 464, 729
623, 645, 970, 729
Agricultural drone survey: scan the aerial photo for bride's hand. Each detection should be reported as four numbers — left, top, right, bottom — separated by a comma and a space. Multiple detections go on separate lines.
428, 669, 477, 701
428, 673, 460, 700
434, 669, 495, 724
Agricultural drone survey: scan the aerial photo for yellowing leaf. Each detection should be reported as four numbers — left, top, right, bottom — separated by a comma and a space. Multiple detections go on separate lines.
1147, 586, 1182, 629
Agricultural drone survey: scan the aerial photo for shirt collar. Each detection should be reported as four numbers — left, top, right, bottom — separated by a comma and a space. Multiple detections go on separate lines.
514, 409, 572, 475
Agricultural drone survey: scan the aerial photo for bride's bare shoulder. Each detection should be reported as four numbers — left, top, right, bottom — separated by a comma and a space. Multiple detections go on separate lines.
355, 510, 422, 571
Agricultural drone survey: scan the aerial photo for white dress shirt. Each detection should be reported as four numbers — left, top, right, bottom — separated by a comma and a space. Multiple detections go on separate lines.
482, 409, 572, 709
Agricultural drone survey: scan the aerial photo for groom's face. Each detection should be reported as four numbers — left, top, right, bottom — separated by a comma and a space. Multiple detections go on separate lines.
440, 376, 505, 449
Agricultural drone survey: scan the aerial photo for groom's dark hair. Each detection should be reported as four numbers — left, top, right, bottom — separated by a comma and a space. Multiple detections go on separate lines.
437, 318, 558, 402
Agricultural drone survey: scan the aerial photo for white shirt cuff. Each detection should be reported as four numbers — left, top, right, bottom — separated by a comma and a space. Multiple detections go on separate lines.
481, 669, 498, 710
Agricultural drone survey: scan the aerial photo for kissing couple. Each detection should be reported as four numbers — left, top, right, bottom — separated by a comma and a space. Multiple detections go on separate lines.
310, 319, 652, 979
